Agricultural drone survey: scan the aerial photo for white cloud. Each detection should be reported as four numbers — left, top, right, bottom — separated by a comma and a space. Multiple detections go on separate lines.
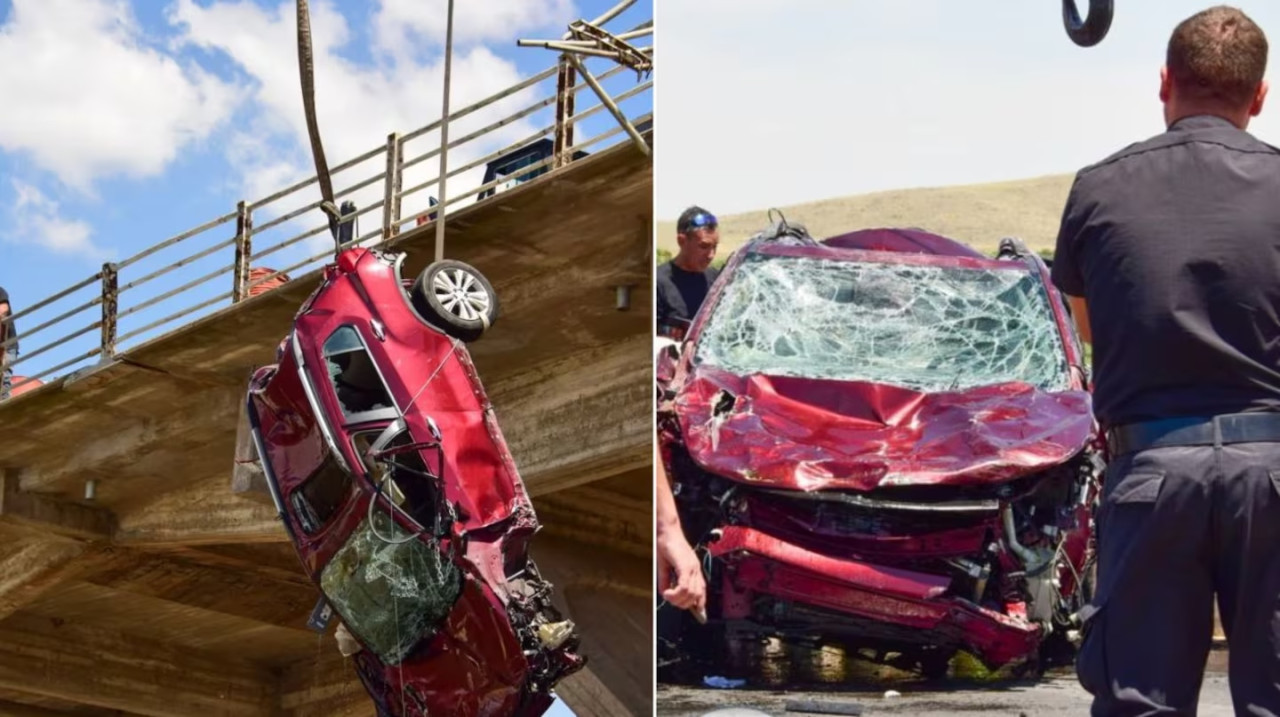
169, 0, 568, 260
0, 0, 242, 193
374, 0, 577, 55
9, 181, 111, 259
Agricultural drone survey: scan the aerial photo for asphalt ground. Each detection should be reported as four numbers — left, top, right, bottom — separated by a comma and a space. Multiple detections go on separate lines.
656, 641, 1235, 716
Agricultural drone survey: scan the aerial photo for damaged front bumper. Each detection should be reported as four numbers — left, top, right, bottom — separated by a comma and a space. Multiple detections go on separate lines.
707, 525, 1043, 668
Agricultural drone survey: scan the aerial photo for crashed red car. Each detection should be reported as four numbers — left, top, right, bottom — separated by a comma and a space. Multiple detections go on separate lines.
656, 221, 1104, 678
245, 246, 583, 716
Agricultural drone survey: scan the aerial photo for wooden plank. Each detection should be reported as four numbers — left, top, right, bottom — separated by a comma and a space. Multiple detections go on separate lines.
488, 333, 652, 497
0, 614, 278, 717
533, 472, 652, 558
277, 646, 371, 717
113, 475, 283, 547
0, 472, 114, 542
552, 667, 636, 717
529, 535, 653, 716
0, 698, 135, 716
0, 540, 91, 622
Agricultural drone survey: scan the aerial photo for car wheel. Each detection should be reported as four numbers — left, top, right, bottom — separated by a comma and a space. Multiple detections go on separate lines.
410, 259, 499, 342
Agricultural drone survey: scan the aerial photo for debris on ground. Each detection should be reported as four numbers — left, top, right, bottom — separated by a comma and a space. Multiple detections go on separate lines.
703, 676, 748, 689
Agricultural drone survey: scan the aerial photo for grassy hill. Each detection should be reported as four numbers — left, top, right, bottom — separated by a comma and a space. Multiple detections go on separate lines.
656, 173, 1076, 262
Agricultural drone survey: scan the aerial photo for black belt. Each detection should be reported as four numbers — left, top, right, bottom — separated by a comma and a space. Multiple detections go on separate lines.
1106, 412, 1280, 456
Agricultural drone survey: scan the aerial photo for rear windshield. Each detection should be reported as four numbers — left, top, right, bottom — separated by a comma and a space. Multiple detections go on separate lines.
693, 252, 1070, 392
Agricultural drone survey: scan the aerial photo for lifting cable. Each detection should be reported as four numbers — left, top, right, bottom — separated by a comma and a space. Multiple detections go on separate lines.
296, 0, 343, 253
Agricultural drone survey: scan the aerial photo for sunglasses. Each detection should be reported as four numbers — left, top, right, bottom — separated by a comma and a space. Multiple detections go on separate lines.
683, 213, 718, 231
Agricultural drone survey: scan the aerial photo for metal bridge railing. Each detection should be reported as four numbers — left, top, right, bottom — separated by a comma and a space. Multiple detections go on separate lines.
1, 22, 652, 398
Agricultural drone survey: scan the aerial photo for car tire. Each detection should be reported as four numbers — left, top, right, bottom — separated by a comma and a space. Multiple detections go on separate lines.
410, 259, 499, 342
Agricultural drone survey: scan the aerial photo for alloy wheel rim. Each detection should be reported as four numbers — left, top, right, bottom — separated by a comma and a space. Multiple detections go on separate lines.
432, 268, 490, 321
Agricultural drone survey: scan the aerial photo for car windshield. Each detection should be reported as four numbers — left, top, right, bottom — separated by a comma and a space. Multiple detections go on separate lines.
319, 510, 461, 665
693, 252, 1070, 392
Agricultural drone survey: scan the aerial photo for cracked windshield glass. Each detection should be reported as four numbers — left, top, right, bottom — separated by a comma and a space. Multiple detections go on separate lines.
694, 253, 1070, 392
320, 511, 462, 665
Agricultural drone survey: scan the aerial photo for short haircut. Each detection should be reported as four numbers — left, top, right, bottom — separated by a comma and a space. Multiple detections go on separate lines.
676, 205, 716, 234
1167, 5, 1268, 108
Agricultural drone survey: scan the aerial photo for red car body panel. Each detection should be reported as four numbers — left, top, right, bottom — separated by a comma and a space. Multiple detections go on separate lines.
673, 368, 1095, 492
657, 226, 1101, 674
248, 247, 580, 716
707, 526, 1043, 666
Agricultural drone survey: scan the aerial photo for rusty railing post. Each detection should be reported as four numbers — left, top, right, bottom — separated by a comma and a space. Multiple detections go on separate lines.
100, 262, 118, 359
554, 54, 577, 168
382, 132, 403, 241
233, 200, 253, 302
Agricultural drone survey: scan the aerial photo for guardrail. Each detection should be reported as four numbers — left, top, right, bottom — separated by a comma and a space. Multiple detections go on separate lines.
0, 21, 652, 398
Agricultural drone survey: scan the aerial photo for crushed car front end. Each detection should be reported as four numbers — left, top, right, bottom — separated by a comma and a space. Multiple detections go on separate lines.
657, 228, 1102, 676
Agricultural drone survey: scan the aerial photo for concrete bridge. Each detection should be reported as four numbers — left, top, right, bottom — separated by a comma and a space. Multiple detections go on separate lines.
0, 44, 653, 717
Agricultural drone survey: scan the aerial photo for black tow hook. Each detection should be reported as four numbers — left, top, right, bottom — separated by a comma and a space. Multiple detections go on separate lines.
1063, 0, 1114, 47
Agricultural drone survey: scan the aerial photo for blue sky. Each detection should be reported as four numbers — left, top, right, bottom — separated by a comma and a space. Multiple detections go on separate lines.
0, 0, 651, 387
657, 0, 1280, 218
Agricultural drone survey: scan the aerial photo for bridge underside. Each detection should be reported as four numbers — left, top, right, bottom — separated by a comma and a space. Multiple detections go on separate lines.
0, 140, 653, 716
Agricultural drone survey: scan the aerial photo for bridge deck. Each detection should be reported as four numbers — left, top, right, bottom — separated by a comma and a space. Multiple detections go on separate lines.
0, 139, 653, 716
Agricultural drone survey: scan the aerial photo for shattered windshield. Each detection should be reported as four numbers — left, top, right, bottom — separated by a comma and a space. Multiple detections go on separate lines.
319, 511, 461, 665
694, 252, 1070, 392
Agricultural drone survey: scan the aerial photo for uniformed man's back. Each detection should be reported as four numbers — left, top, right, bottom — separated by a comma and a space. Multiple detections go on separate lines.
1050, 7, 1280, 715
1057, 115, 1280, 426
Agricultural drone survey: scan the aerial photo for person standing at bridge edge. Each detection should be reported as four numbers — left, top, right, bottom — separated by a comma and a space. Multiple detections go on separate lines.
0, 286, 17, 401
1052, 6, 1280, 714
656, 205, 720, 340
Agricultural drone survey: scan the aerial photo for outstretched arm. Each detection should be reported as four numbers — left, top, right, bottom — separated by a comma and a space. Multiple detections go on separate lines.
655, 445, 706, 621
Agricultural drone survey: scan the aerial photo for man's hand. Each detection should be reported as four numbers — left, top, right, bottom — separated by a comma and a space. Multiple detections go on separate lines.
655, 447, 707, 621
657, 530, 706, 619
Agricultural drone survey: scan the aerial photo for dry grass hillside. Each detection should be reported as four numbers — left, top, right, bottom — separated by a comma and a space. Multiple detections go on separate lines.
657, 173, 1076, 260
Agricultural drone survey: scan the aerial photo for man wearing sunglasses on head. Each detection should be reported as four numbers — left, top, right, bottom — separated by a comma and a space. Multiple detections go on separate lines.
656, 205, 720, 341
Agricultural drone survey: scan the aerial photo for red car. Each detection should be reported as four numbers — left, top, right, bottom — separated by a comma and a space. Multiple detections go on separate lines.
656, 220, 1104, 679
245, 246, 584, 716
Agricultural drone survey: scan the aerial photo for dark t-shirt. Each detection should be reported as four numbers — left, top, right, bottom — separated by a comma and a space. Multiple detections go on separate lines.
655, 260, 719, 337
1052, 114, 1280, 427
0, 286, 15, 354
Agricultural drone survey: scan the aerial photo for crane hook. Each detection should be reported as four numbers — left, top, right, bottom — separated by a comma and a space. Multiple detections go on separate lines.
1063, 0, 1114, 47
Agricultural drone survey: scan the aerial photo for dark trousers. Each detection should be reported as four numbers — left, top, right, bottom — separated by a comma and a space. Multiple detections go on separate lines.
1, 348, 13, 400
1078, 441, 1280, 715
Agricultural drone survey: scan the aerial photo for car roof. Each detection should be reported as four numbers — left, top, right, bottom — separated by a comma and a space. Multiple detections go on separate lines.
819, 227, 987, 259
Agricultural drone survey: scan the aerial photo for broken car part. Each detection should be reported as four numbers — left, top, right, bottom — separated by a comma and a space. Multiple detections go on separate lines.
656, 224, 1103, 680
247, 246, 582, 716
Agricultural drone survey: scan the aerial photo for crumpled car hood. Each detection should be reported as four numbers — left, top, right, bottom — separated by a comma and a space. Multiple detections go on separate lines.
673, 366, 1094, 491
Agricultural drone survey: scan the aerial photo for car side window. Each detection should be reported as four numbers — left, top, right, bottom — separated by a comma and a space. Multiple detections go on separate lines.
322, 326, 396, 420
352, 429, 444, 533
292, 453, 352, 535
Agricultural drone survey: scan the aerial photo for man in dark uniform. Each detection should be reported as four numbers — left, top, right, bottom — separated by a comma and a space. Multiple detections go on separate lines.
1051, 7, 1280, 714
656, 205, 720, 340
0, 285, 17, 401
